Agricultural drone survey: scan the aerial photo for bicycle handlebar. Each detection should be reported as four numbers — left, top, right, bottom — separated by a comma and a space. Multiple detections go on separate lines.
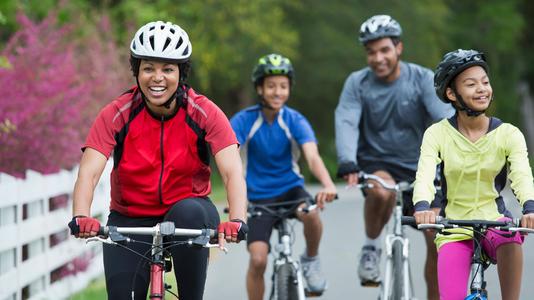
357, 172, 414, 192
401, 216, 534, 233
247, 196, 316, 219
224, 194, 338, 218
88, 221, 218, 248
97, 224, 216, 239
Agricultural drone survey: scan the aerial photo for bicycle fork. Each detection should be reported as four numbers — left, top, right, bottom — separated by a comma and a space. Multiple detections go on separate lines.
272, 258, 306, 300
273, 221, 306, 300
381, 235, 414, 300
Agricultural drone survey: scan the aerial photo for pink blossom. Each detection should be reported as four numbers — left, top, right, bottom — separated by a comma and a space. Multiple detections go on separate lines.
0, 11, 130, 177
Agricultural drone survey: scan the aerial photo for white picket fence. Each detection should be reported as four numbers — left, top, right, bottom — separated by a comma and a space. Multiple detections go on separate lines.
0, 161, 112, 300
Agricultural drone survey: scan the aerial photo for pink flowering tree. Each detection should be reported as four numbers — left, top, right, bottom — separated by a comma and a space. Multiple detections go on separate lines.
0, 11, 130, 177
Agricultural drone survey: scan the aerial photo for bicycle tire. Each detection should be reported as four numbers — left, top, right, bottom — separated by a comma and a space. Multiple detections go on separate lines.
391, 240, 404, 300
276, 262, 299, 300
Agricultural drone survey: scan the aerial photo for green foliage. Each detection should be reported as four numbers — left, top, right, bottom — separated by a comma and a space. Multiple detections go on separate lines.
105, 0, 299, 115
71, 277, 106, 300
441, 0, 524, 123
0, 55, 10, 69
1, 0, 532, 174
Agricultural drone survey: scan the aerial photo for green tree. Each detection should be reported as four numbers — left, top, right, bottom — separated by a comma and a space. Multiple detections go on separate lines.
106, 0, 299, 114
442, 0, 524, 124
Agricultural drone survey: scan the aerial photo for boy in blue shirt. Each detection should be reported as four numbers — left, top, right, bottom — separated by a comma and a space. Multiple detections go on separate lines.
231, 54, 337, 300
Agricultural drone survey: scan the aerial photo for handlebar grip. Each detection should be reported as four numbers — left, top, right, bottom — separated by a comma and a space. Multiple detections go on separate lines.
401, 216, 416, 226
97, 226, 108, 236
402, 216, 444, 227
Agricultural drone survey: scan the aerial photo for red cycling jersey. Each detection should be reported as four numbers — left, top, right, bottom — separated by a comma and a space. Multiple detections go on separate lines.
84, 86, 237, 217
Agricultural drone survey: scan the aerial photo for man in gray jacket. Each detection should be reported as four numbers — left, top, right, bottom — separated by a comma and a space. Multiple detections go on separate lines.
335, 15, 453, 300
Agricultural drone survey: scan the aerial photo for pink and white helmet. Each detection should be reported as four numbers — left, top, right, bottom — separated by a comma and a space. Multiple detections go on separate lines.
130, 21, 192, 62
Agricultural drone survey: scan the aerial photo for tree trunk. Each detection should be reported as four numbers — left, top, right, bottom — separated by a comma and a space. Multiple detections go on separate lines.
517, 81, 534, 157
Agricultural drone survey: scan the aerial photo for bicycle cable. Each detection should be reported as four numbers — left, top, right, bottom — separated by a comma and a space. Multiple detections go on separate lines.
128, 242, 159, 300
127, 239, 191, 299
445, 228, 492, 290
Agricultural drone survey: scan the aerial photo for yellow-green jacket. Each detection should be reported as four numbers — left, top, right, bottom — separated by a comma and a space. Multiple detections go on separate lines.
413, 117, 534, 249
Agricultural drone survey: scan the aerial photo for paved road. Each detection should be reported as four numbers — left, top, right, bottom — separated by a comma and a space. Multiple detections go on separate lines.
204, 184, 534, 300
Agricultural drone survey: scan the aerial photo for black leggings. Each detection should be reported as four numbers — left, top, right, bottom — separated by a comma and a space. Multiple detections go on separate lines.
103, 197, 220, 300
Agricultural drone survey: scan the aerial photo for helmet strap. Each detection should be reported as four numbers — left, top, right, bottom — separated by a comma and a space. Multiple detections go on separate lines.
255, 86, 275, 110
452, 87, 492, 117
136, 77, 186, 110
259, 99, 276, 111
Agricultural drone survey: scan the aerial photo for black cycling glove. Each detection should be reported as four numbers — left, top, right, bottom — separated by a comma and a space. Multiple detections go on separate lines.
336, 161, 359, 178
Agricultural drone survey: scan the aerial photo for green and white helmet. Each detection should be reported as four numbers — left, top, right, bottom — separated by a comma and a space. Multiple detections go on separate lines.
251, 53, 294, 86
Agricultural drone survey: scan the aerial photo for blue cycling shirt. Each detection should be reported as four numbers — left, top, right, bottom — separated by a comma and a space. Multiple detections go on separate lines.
231, 105, 317, 200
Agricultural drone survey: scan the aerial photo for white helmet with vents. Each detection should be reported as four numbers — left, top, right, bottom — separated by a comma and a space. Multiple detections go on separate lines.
359, 15, 402, 44
130, 21, 192, 62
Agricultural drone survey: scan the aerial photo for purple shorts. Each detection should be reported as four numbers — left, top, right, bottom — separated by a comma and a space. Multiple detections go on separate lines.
482, 219, 525, 261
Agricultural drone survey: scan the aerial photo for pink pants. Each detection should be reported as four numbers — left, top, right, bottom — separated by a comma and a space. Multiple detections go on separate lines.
437, 220, 524, 300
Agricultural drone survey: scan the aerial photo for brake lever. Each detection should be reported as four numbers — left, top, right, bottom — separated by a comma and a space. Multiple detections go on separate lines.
298, 204, 318, 213
204, 243, 229, 253
186, 233, 229, 253
86, 236, 117, 245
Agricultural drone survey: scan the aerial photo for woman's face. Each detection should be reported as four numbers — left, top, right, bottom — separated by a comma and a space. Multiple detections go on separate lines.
448, 66, 492, 111
256, 75, 290, 112
138, 60, 180, 107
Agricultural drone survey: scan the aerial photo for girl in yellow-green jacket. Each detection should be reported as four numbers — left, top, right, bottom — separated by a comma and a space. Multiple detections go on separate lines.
412, 49, 534, 300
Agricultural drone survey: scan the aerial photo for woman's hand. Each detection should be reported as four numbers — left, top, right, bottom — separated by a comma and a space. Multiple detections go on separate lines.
68, 216, 101, 238
217, 219, 248, 250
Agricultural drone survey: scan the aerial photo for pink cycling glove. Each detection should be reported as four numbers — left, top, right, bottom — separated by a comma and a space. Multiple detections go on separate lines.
68, 216, 101, 237
217, 219, 248, 241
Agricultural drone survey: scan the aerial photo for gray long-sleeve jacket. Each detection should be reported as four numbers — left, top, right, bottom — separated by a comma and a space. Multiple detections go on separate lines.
335, 61, 455, 171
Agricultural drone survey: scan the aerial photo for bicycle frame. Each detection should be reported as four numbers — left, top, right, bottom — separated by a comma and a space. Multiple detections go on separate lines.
272, 216, 306, 300
88, 222, 217, 299
359, 174, 415, 300
381, 185, 413, 299
247, 199, 314, 300
466, 227, 489, 299
382, 204, 413, 300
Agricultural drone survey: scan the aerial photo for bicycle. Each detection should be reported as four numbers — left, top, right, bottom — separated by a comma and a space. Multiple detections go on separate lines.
84, 221, 220, 299
247, 197, 321, 300
356, 172, 416, 300
402, 216, 534, 299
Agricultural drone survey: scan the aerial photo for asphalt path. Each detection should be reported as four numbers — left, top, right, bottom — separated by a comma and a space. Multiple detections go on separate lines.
203, 184, 534, 300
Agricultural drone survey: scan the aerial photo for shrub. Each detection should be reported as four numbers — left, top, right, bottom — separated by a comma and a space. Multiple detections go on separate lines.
0, 11, 129, 177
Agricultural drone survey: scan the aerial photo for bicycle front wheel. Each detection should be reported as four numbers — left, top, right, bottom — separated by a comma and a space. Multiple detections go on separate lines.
276, 262, 299, 300
391, 240, 404, 300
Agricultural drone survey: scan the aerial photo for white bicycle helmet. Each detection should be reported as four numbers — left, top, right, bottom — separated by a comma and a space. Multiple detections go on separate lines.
130, 21, 192, 62
359, 15, 402, 44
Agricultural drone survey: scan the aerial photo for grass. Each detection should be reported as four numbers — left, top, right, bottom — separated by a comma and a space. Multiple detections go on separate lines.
71, 277, 106, 300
